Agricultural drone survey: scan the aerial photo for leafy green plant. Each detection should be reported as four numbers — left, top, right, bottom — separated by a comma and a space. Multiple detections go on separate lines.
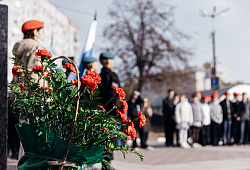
9, 50, 145, 168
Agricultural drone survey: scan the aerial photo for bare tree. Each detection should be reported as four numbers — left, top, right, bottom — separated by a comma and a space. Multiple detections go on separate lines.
103, 0, 191, 92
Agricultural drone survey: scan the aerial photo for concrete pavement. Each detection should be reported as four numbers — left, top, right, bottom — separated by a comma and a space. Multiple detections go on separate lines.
7, 139, 250, 170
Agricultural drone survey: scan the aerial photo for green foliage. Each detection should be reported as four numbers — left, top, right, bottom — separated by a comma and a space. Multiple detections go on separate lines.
9, 56, 144, 166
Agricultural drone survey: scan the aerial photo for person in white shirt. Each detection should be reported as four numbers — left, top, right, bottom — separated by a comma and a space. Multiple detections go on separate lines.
201, 95, 211, 146
175, 94, 193, 148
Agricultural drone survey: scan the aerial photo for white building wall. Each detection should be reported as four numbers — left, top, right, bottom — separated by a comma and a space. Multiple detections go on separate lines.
0, 0, 80, 82
217, 66, 228, 83
195, 70, 206, 91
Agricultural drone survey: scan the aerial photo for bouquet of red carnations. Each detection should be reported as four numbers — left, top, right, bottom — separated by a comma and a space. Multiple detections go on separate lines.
9, 49, 145, 170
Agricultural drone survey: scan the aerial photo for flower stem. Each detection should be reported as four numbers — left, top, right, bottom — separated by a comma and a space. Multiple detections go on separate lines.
106, 104, 117, 115
104, 96, 115, 107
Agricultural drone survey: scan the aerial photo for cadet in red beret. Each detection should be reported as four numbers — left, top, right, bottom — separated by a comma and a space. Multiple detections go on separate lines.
232, 92, 243, 144
12, 20, 46, 84
210, 92, 223, 145
195, 91, 202, 101
211, 92, 219, 99
233, 93, 239, 97
12, 20, 46, 159
220, 91, 233, 145
13, 20, 45, 75
201, 95, 211, 146
240, 92, 248, 144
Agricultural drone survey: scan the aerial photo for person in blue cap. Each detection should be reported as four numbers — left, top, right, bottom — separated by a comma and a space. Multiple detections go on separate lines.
99, 52, 120, 115
99, 52, 120, 170
82, 56, 98, 71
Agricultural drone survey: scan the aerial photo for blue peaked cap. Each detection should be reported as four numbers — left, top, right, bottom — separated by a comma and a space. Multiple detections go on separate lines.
99, 52, 115, 59
82, 56, 97, 63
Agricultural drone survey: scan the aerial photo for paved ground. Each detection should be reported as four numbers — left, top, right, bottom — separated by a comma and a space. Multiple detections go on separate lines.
7, 138, 250, 170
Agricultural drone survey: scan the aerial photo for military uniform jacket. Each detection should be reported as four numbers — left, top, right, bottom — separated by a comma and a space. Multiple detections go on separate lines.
99, 67, 120, 115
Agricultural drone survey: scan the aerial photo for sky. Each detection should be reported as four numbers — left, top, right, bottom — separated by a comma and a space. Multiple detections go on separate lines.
49, 0, 250, 84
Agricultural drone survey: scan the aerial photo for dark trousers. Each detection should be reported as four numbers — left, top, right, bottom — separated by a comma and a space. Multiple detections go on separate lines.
8, 111, 20, 159
233, 119, 240, 144
133, 123, 147, 148
175, 128, 179, 146
164, 118, 175, 146
144, 132, 148, 143
202, 125, 211, 146
211, 122, 221, 145
244, 120, 250, 143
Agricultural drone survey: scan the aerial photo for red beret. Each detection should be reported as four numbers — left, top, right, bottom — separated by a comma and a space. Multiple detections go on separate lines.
233, 93, 240, 96
195, 91, 201, 94
211, 92, 219, 98
242, 92, 247, 95
21, 20, 44, 33
224, 91, 230, 95
202, 95, 211, 100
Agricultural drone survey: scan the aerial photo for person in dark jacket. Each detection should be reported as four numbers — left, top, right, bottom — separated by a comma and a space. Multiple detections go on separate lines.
99, 52, 120, 116
244, 99, 250, 143
98, 52, 120, 170
162, 89, 175, 147
220, 91, 234, 145
232, 93, 244, 144
127, 91, 144, 148
82, 56, 98, 72
239, 93, 248, 144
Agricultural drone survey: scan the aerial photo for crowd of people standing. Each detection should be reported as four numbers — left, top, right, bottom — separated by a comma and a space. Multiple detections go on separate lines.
163, 89, 250, 149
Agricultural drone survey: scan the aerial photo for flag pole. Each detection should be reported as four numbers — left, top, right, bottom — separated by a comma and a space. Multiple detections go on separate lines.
94, 9, 97, 20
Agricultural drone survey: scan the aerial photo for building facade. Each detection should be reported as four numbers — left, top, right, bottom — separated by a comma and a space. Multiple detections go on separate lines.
0, 0, 80, 82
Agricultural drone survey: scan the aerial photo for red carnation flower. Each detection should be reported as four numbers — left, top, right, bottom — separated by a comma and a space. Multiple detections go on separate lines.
97, 105, 106, 112
113, 87, 125, 99
119, 114, 131, 124
89, 117, 93, 121
137, 112, 146, 128
45, 74, 56, 81
12, 66, 26, 77
41, 86, 50, 93
35, 49, 52, 58
71, 79, 81, 87
86, 70, 101, 84
122, 129, 128, 133
128, 122, 136, 140
116, 100, 128, 115
32, 65, 46, 74
45, 74, 52, 79
81, 75, 98, 91
41, 86, 49, 90
63, 63, 76, 73
15, 83, 25, 91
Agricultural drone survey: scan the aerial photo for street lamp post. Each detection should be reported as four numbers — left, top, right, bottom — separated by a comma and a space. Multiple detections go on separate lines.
200, 6, 229, 77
